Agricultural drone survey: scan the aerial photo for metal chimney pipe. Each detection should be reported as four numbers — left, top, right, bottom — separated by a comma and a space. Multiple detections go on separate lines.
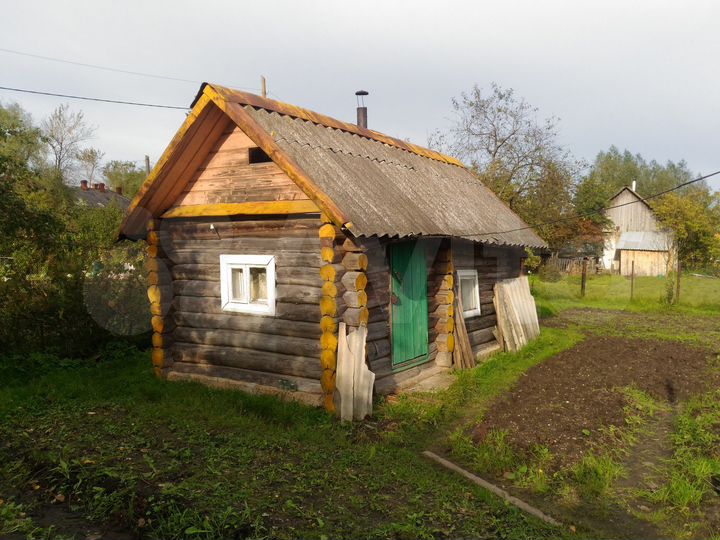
357, 107, 367, 129
355, 90, 369, 129
631, 180, 637, 192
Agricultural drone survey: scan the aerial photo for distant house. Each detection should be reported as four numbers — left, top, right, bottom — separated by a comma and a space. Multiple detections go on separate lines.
119, 83, 546, 411
73, 180, 130, 211
602, 185, 674, 276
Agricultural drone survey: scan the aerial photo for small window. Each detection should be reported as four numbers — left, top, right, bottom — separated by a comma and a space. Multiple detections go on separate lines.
457, 269, 481, 318
248, 147, 272, 164
220, 254, 276, 315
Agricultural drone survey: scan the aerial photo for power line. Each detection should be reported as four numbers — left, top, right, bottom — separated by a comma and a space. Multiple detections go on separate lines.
0, 47, 261, 92
470, 169, 720, 238
0, 85, 188, 109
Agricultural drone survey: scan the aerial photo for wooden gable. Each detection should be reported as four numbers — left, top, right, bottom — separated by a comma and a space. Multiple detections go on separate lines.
607, 188, 660, 233
163, 123, 315, 216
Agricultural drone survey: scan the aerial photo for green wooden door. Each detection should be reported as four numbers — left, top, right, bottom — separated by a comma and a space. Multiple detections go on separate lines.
390, 241, 429, 366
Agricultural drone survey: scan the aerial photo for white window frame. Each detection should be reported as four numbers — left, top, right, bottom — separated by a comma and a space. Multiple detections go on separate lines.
219, 254, 276, 315
457, 268, 482, 318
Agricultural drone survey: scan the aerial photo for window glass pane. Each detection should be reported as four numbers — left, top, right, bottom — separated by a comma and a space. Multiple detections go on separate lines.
461, 276, 478, 311
230, 268, 244, 301
250, 267, 268, 304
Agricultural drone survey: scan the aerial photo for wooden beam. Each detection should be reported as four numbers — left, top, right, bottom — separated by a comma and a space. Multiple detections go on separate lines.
161, 200, 320, 219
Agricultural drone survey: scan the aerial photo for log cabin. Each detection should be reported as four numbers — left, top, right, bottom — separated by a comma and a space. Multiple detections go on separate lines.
119, 83, 546, 412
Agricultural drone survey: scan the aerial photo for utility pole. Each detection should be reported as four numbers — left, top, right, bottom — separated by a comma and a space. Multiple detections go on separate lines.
145, 155, 151, 176
580, 258, 588, 298
261, 76, 267, 98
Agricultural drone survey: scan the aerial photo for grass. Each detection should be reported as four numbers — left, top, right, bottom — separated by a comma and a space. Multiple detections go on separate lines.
379, 327, 583, 448
2, 272, 718, 538
647, 389, 720, 512
531, 273, 720, 315
0, 341, 567, 540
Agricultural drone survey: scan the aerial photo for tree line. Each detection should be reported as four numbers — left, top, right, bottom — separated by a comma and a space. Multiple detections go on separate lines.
431, 83, 720, 272
0, 102, 148, 356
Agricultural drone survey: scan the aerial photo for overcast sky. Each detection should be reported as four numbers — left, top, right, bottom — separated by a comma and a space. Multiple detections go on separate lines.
2, 0, 719, 190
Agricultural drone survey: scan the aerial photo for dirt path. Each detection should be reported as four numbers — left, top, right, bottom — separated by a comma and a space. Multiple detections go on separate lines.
616, 409, 675, 496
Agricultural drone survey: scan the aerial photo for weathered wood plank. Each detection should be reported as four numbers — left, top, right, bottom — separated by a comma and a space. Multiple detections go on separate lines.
173, 295, 321, 321
173, 343, 322, 379
173, 311, 321, 339
170, 361, 322, 394
174, 326, 321, 357
163, 200, 320, 218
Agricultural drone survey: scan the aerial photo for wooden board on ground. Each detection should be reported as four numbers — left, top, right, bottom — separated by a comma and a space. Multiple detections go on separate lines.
493, 276, 540, 352
336, 323, 374, 421
452, 295, 475, 369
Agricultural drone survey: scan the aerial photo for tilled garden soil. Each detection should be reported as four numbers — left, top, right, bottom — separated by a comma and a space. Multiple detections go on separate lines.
473, 336, 714, 466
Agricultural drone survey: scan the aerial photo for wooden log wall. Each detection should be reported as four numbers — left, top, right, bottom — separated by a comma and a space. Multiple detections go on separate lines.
146, 219, 175, 377
155, 216, 324, 403
430, 241, 454, 367
452, 241, 524, 354
318, 214, 344, 412
362, 240, 391, 380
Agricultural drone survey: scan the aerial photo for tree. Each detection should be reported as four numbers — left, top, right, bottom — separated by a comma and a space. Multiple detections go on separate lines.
103, 160, 146, 198
0, 103, 45, 171
41, 103, 95, 181
576, 146, 697, 216
653, 186, 720, 271
0, 102, 147, 356
431, 82, 582, 250
76, 147, 105, 185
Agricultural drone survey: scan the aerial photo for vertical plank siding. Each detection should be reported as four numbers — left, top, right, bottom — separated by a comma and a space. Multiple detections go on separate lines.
606, 190, 660, 233
620, 250, 670, 277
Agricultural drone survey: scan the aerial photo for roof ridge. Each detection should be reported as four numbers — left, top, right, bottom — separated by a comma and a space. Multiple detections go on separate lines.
200, 82, 465, 168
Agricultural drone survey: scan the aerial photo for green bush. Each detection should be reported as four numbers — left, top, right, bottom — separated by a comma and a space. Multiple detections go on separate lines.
538, 259, 562, 282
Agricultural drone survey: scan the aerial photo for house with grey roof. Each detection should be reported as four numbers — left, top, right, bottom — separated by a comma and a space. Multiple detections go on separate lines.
73, 180, 130, 210
119, 83, 546, 412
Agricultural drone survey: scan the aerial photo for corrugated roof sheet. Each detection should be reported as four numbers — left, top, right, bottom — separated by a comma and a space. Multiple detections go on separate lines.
74, 188, 130, 210
616, 231, 671, 252
244, 106, 546, 248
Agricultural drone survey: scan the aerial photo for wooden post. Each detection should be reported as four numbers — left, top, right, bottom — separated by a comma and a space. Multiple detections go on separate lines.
675, 259, 681, 304
630, 260, 635, 302
580, 258, 588, 298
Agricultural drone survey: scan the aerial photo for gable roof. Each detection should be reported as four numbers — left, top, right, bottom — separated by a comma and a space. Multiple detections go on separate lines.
608, 186, 654, 211
121, 83, 546, 248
